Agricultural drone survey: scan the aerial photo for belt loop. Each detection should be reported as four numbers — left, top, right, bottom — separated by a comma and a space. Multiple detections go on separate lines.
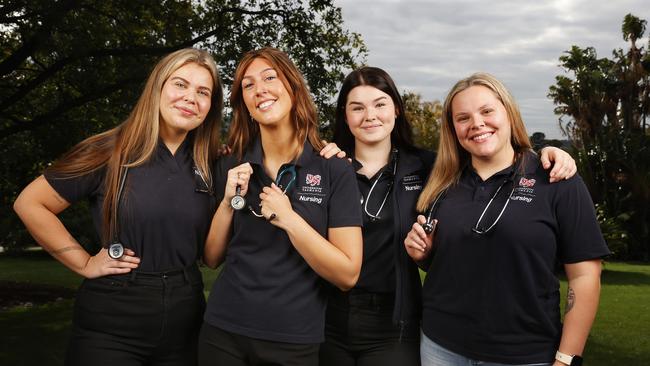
129, 270, 137, 282
182, 266, 190, 284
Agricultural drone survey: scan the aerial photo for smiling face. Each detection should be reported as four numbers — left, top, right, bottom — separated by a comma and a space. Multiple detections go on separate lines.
345, 85, 396, 147
241, 57, 293, 128
451, 85, 514, 165
159, 62, 213, 139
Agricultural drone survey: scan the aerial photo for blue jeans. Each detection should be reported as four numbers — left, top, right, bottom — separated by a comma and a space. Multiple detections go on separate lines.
420, 333, 552, 366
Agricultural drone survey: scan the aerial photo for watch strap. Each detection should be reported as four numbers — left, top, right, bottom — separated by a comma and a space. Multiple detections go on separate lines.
555, 350, 574, 365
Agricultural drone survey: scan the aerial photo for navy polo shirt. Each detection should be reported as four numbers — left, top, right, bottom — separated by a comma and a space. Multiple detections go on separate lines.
421, 152, 610, 364
44, 138, 217, 272
353, 158, 396, 293
204, 138, 362, 344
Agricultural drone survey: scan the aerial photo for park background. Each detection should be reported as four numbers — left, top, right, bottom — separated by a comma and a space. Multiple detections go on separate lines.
1, 0, 649, 365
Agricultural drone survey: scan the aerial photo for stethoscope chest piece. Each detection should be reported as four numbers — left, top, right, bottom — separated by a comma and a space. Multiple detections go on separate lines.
108, 242, 125, 259
231, 186, 246, 210
422, 221, 435, 235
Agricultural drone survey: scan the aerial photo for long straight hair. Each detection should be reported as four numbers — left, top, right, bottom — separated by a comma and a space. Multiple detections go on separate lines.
333, 66, 416, 154
48, 48, 224, 244
416, 72, 532, 212
228, 47, 324, 160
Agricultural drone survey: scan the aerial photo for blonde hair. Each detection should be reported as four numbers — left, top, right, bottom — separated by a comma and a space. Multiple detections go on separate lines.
49, 48, 223, 243
228, 47, 324, 160
416, 72, 532, 212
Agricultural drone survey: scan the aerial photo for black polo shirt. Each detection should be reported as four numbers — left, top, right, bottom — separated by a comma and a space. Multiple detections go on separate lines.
44, 138, 217, 272
353, 158, 395, 293
204, 138, 362, 344
421, 152, 610, 364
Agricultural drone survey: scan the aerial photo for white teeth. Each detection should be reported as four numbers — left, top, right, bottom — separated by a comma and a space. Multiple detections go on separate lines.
258, 100, 274, 109
472, 132, 492, 142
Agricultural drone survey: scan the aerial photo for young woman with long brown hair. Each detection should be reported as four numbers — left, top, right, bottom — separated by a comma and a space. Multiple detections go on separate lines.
405, 73, 609, 366
14, 48, 223, 366
198, 47, 363, 366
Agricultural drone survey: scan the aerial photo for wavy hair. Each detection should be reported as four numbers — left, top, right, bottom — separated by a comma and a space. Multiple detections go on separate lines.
228, 47, 324, 159
48, 48, 223, 244
417, 72, 532, 212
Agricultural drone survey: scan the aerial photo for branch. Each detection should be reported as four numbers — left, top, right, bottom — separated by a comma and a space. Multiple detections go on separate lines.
1, 46, 180, 112
221, 6, 288, 17
0, 76, 139, 139
0, 0, 79, 77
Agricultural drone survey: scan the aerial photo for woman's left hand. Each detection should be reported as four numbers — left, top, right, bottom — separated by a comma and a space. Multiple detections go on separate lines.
540, 146, 577, 182
259, 183, 295, 228
319, 140, 347, 159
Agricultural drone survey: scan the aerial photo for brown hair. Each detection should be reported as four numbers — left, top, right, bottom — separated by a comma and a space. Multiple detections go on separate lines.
333, 66, 415, 154
416, 72, 532, 212
48, 48, 223, 244
228, 47, 324, 159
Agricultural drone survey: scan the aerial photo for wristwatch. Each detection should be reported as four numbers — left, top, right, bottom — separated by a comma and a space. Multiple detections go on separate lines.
555, 350, 583, 366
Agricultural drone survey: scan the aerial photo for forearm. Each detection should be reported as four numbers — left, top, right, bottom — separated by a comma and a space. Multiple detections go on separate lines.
203, 200, 233, 268
557, 270, 602, 358
14, 201, 91, 276
282, 213, 361, 290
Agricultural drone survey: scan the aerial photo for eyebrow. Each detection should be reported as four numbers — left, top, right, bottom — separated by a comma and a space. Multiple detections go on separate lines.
347, 96, 388, 105
242, 67, 276, 81
170, 76, 212, 93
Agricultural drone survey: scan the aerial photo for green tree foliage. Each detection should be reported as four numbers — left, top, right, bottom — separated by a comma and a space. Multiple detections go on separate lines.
548, 14, 650, 260
402, 92, 441, 151
0, 0, 367, 249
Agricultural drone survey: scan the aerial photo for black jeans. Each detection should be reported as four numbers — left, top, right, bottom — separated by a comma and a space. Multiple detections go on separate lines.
198, 323, 319, 366
319, 290, 420, 366
65, 264, 205, 366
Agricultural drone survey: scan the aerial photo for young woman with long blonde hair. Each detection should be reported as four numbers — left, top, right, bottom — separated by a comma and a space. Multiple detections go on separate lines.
14, 48, 223, 366
405, 73, 609, 366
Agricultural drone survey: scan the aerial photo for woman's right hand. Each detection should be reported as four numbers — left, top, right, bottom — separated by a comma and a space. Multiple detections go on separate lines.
223, 163, 253, 206
404, 215, 435, 262
82, 248, 141, 279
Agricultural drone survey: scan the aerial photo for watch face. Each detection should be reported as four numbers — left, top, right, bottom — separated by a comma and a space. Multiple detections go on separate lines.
231, 195, 246, 210
570, 355, 583, 366
108, 243, 124, 259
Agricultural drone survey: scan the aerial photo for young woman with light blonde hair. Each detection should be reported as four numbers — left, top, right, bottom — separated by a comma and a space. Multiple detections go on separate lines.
14, 48, 223, 366
405, 73, 610, 366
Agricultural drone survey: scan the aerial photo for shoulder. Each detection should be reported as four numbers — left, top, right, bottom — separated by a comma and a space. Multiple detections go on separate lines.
399, 147, 435, 178
413, 147, 437, 166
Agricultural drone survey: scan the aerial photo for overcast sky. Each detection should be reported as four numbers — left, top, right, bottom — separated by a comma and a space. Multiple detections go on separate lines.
334, 0, 650, 139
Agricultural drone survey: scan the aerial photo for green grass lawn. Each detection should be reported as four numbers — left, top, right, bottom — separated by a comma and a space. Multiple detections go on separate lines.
1, 256, 648, 365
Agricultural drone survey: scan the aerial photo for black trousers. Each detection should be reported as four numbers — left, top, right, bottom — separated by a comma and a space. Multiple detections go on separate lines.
319, 290, 420, 366
65, 264, 206, 366
198, 322, 319, 366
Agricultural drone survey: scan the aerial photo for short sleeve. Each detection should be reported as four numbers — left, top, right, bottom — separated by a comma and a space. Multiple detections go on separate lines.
554, 175, 611, 263
212, 155, 236, 204
327, 159, 363, 228
43, 167, 105, 204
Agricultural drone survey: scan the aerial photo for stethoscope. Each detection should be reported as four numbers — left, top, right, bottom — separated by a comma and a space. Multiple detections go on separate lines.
107, 167, 128, 259
107, 164, 212, 259
362, 148, 398, 221
421, 188, 446, 235
230, 164, 298, 220
421, 171, 516, 235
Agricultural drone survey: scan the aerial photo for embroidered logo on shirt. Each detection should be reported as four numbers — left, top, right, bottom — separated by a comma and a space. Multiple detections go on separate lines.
402, 174, 423, 192
512, 176, 536, 203
519, 177, 536, 187
306, 174, 321, 186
